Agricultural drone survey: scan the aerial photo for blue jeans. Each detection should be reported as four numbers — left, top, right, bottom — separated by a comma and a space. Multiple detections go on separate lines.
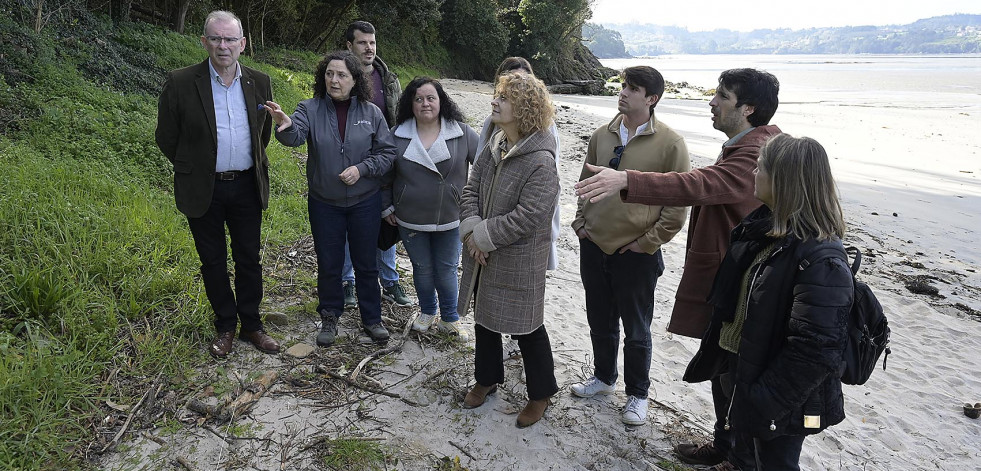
308, 192, 382, 325
399, 227, 461, 322
343, 242, 398, 285
580, 238, 664, 398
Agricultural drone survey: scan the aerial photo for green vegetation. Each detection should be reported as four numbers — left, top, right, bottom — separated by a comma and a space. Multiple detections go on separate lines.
93, 0, 606, 83
320, 437, 392, 470
0, 3, 312, 468
583, 22, 630, 58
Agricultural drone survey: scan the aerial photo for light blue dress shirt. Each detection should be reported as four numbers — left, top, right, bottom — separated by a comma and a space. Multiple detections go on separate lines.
208, 60, 253, 172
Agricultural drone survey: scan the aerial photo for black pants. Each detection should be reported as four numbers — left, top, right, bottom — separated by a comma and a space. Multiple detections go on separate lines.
474, 324, 558, 400
580, 239, 664, 398
712, 374, 734, 455
721, 352, 806, 471
186, 173, 263, 334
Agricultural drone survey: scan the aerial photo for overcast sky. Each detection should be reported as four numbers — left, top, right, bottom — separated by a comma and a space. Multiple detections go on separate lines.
590, 0, 981, 32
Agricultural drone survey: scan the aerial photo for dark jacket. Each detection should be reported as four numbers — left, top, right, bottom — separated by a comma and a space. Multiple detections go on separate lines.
384, 118, 478, 231
275, 96, 396, 207
622, 125, 782, 338
373, 56, 401, 127
155, 59, 273, 218
684, 205, 852, 439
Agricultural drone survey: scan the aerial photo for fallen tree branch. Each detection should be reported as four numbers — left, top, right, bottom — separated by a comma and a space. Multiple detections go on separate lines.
323, 370, 400, 399
216, 370, 279, 421
349, 314, 414, 382
449, 439, 477, 462
174, 456, 195, 471
100, 373, 161, 453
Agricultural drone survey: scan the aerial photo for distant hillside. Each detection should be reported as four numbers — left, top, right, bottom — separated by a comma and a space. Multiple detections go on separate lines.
582, 22, 630, 58
605, 14, 981, 55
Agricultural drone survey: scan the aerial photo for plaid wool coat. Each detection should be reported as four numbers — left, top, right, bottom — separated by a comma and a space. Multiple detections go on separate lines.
457, 129, 559, 335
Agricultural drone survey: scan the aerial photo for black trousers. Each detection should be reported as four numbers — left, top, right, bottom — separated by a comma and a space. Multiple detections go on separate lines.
474, 324, 558, 400
721, 352, 806, 471
186, 174, 263, 334
580, 238, 664, 398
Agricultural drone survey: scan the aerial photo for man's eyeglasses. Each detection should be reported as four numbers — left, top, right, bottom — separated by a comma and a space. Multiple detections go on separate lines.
610, 145, 625, 169
205, 35, 243, 46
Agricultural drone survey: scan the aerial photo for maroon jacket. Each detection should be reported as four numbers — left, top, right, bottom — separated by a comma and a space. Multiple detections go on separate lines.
621, 125, 781, 338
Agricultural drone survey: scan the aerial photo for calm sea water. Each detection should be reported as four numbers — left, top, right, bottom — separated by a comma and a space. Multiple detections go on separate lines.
601, 54, 981, 110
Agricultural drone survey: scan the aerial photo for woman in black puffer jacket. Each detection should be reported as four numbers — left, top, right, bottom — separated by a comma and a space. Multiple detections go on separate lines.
683, 133, 853, 471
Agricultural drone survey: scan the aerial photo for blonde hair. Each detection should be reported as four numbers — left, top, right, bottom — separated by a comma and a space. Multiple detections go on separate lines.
758, 133, 846, 241
494, 72, 554, 138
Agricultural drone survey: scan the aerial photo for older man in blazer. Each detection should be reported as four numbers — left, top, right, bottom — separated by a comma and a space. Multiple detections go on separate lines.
155, 10, 279, 358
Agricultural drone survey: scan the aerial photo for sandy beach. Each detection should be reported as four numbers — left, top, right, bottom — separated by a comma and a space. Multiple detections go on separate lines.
102, 77, 981, 471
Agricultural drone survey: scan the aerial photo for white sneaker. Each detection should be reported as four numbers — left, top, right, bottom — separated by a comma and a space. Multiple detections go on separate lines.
436, 320, 470, 341
412, 313, 437, 332
622, 395, 648, 425
570, 376, 615, 398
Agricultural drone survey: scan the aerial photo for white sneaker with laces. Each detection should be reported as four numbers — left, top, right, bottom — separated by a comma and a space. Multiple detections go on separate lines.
436, 320, 470, 341
412, 313, 437, 332
570, 376, 615, 398
622, 395, 648, 425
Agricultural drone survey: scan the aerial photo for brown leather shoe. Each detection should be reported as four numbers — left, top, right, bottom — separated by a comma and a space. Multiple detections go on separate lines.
516, 397, 551, 428
210, 331, 234, 358
463, 383, 497, 409
239, 329, 280, 354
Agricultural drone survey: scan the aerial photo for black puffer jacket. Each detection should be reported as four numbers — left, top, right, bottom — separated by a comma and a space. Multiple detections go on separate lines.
684, 205, 853, 439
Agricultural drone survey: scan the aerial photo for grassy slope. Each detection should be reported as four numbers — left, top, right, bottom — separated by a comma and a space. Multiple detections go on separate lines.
0, 8, 437, 469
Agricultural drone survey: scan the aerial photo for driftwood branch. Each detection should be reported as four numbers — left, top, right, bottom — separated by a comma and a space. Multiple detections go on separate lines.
174, 456, 195, 470
216, 370, 279, 421
349, 313, 414, 382
449, 440, 477, 462
100, 373, 161, 453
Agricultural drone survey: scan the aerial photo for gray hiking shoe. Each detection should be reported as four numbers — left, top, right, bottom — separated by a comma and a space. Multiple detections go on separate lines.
317, 311, 339, 347
363, 322, 390, 342
381, 282, 412, 306
343, 281, 357, 308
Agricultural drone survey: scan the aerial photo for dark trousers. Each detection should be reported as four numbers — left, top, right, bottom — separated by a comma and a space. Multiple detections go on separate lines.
186, 173, 263, 334
733, 434, 806, 471
720, 352, 806, 471
712, 374, 734, 455
580, 238, 664, 398
308, 191, 382, 325
474, 324, 558, 400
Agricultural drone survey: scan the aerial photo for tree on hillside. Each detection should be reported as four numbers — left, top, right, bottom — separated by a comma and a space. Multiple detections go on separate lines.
439, 0, 508, 80
509, 0, 593, 82
582, 22, 629, 58
352, 0, 445, 66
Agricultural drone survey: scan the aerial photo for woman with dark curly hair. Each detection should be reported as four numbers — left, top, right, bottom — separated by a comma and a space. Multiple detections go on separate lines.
264, 50, 396, 347
382, 77, 479, 340
458, 72, 560, 428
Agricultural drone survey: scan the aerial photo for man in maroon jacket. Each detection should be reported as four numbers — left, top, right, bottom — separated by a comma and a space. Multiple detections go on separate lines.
575, 68, 781, 470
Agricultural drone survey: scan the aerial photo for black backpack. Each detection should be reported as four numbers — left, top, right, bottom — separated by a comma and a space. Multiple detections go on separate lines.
801, 245, 891, 385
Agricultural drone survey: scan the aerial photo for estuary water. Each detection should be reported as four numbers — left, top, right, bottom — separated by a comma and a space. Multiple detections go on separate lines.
601, 54, 981, 110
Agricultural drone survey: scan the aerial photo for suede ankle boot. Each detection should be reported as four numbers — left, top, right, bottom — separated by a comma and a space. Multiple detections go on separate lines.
463, 383, 497, 409
516, 397, 551, 428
